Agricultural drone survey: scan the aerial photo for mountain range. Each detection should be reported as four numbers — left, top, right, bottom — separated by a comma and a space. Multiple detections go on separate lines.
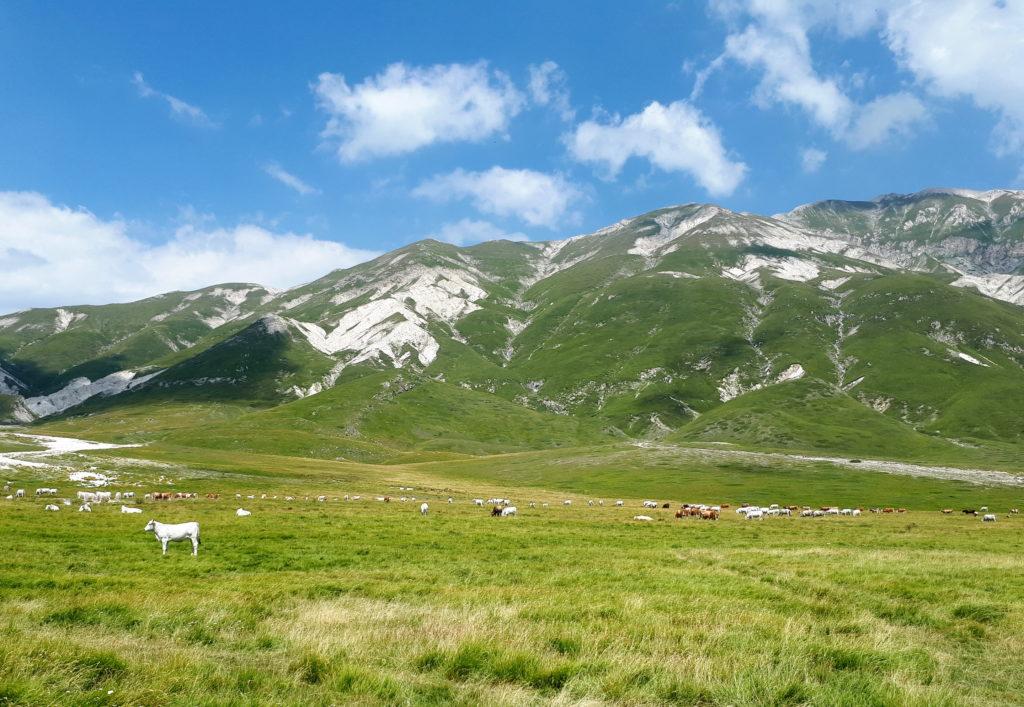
3, 187, 1023, 463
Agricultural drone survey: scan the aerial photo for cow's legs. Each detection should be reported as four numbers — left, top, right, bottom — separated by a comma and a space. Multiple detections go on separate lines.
191, 537, 198, 556
161, 539, 168, 555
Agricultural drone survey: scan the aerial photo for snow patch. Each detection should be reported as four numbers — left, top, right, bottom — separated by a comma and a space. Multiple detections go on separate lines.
953, 351, 989, 367
628, 207, 718, 259
775, 363, 805, 383
23, 369, 162, 418
950, 273, 1024, 306
54, 308, 86, 333
819, 276, 851, 291
722, 255, 820, 284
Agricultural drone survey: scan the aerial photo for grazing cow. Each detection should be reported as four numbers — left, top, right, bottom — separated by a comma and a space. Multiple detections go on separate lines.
615, 500, 624, 507
633, 515, 653, 521
501, 506, 518, 517
896, 508, 907, 514
491, 506, 503, 517
962, 509, 977, 515
123, 492, 135, 500
529, 502, 536, 508
588, 500, 595, 507
317, 496, 327, 503
700, 509, 720, 521
121, 505, 143, 514
285, 496, 295, 501
236, 508, 251, 517
447, 497, 453, 504
1011, 509, 1020, 514
44, 504, 60, 511
983, 514, 997, 522
980, 506, 989, 512
15, 489, 25, 498
941, 509, 953, 514
746, 509, 764, 520
144, 520, 200, 556
779, 508, 793, 516
564, 500, 572, 506
642, 500, 658, 509
153, 492, 170, 501
36, 488, 58, 496
420, 502, 429, 515
840, 508, 853, 516
882, 507, 894, 514
77, 491, 96, 503
206, 494, 220, 500
79, 503, 91, 512
852, 509, 861, 517
800, 509, 814, 517
474, 499, 484, 506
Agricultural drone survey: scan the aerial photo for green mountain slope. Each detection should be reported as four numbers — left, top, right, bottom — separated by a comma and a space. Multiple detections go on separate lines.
6, 189, 1024, 463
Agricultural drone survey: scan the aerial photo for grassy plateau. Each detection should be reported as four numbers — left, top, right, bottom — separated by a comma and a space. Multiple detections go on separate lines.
1, 429, 1023, 706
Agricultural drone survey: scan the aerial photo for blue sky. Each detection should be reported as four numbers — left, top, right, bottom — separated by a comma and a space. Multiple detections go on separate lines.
1, 0, 1023, 310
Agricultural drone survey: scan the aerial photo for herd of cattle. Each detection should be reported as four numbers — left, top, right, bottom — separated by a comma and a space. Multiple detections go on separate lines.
3, 481, 1019, 554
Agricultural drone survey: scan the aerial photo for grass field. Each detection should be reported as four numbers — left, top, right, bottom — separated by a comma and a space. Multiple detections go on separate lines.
2, 433, 1023, 705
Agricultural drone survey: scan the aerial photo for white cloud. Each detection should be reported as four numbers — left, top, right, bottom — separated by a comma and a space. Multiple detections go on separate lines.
710, 2, 930, 150
262, 162, 321, 196
528, 61, 575, 121
427, 219, 528, 246
710, 0, 1024, 156
132, 72, 217, 128
882, 0, 1024, 156
566, 100, 748, 196
845, 92, 929, 150
800, 147, 827, 173
413, 167, 582, 229
314, 62, 525, 161
724, 24, 853, 132
0, 192, 377, 312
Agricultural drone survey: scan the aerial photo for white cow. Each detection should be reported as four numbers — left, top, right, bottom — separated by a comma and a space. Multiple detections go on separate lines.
15, 489, 25, 498
983, 514, 997, 522
840, 508, 853, 516
614, 500, 624, 507
564, 500, 572, 506
852, 509, 862, 517
79, 503, 92, 512
420, 502, 429, 515
317, 496, 326, 502
746, 510, 764, 520
474, 498, 484, 506
447, 497, 453, 504
500, 506, 517, 517
236, 508, 251, 517
44, 504, 60, 511
144, 519, 201, 555
95, 491, 112, 503
633, 515, 653, 521
642, 500, 658, 509
77, 491, 96, 503
123, 492, 135, 500
121, 505, 143, 514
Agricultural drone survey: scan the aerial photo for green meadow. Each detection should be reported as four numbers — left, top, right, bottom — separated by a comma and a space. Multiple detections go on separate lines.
1, 434, 1022, 705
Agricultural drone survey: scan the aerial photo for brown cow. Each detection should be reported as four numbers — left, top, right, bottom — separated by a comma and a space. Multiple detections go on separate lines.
206, 493, 220, 500
700, 509, 720, 520
674, 509, 684, 519
490, 506, 502, 517
882, 507, 895, 513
